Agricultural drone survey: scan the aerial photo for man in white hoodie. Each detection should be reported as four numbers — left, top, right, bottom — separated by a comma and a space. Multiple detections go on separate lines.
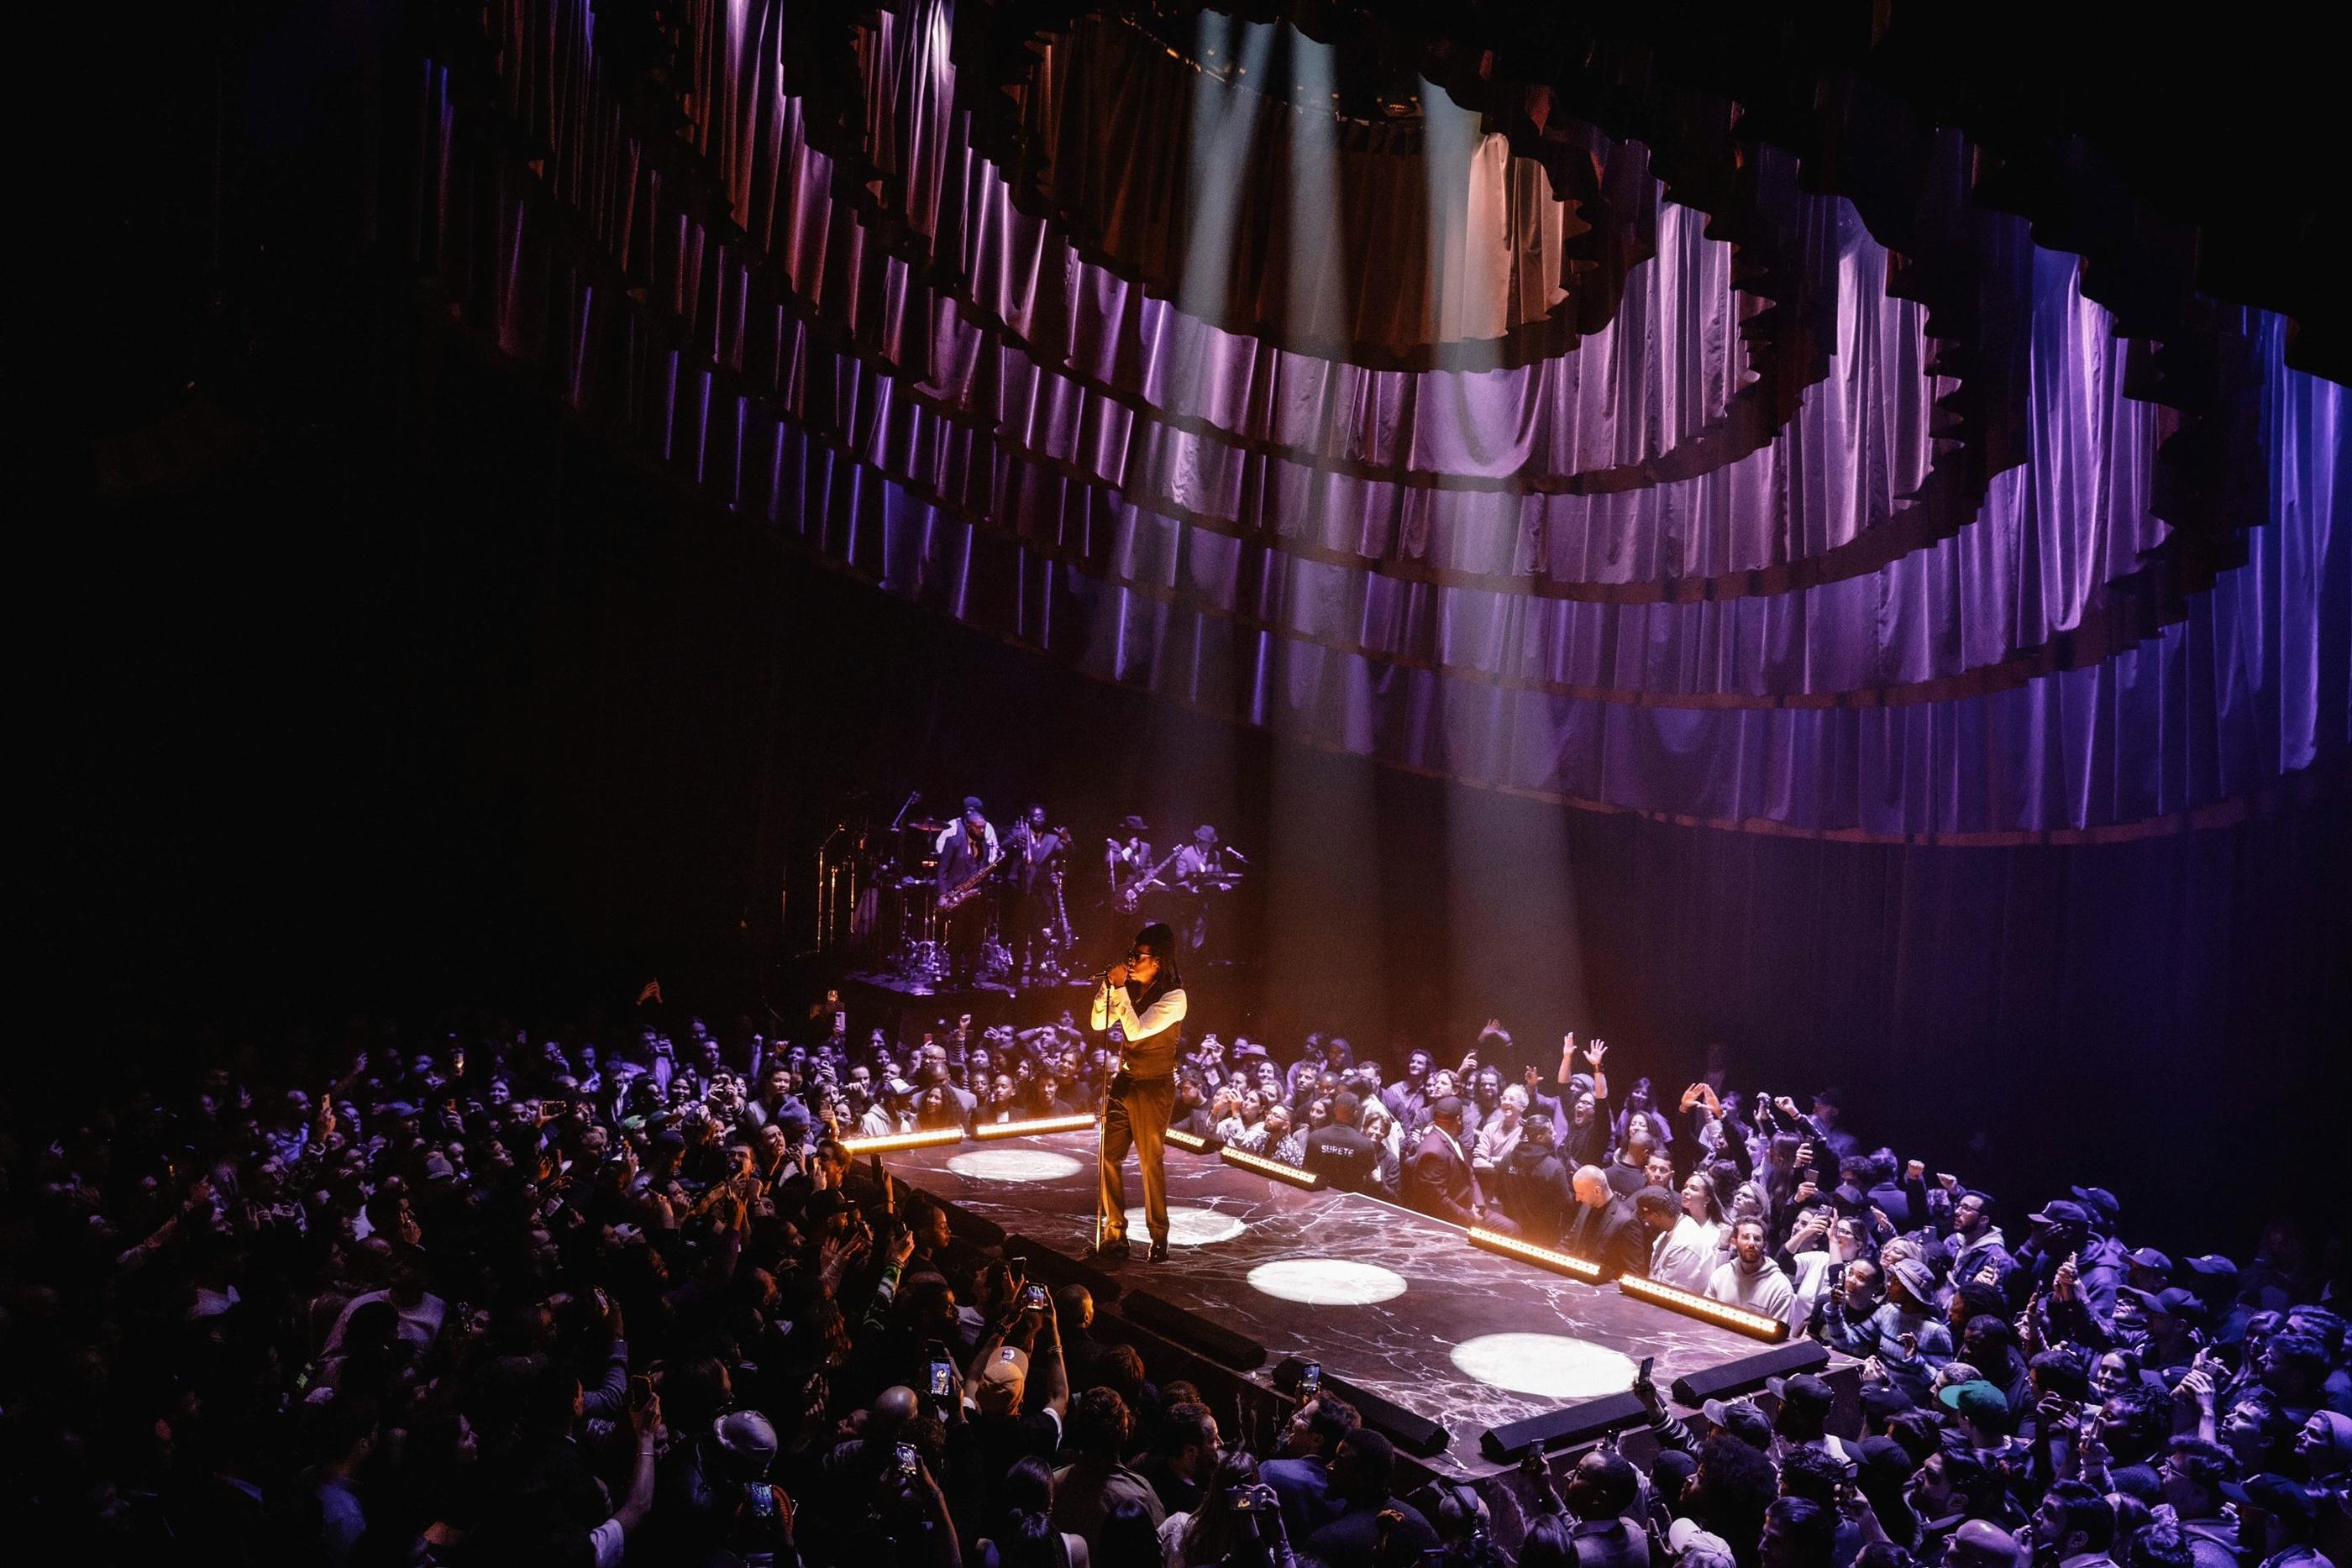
1707, 1217, 1797, 1326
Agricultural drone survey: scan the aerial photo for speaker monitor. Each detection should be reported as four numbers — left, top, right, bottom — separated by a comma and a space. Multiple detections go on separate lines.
1479, 1390, 1649, 1463
1667, 1340, 1830, 1405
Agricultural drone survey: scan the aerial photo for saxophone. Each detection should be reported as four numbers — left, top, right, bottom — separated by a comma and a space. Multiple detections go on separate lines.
937, 847, 1002, 912
1051, 868, 1076, 950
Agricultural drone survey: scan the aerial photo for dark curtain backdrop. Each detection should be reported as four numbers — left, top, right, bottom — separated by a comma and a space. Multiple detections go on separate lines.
44, 320, 2349, 1251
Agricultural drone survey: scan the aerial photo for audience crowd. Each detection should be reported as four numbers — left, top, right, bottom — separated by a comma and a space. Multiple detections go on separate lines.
3, 999, 2345, 1568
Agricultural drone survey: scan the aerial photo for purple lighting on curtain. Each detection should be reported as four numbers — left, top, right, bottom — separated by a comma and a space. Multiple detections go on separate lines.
412, 0, 2347, 842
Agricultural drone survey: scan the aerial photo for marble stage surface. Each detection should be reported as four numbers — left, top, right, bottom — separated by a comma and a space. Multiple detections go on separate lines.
879, 1130, 1802, 1476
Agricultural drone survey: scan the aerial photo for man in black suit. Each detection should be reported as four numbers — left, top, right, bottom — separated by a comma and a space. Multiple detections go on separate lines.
1403, 1095, 1492, 1229
1563, 1164, 1650, 1279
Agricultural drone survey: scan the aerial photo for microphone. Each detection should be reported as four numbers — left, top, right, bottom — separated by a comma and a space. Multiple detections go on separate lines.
1223, 847, 1249, 863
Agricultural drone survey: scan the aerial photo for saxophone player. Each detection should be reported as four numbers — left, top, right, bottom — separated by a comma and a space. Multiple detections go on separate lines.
1004, 804, 1068, 987
934, 797, 998, 985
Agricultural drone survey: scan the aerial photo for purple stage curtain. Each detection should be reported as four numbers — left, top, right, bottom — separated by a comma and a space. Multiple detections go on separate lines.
417, 0, 2348, 840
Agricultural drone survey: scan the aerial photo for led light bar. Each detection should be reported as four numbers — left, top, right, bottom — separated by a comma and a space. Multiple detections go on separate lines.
974, 1114, 1099, 1141
841, 1127, 966, 1155
1166, 1128, 1219, 1154
1220, 1146, 1320, 1188
1468, 1227, 1604, 1282
1617, 1275, 1789, 1341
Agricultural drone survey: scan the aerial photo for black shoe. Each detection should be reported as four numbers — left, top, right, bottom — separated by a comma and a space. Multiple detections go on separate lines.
1087, 1238, 1131, 1262
1147, 1240, 1170, 1264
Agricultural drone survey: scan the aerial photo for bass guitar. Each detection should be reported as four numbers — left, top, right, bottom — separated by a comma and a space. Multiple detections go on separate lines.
1115, 844, 1184, 912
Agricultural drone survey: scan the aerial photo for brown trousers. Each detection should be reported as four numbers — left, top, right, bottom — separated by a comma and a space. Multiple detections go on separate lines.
1097, 1072, 1176, 1245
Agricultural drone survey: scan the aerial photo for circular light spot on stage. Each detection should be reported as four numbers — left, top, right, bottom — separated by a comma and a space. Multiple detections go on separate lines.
946, 1149, 1084, 1183
1247, 1258, 1408, 1305
1448, 1333, 1638, 1399
1127, 1205, 1247, 1247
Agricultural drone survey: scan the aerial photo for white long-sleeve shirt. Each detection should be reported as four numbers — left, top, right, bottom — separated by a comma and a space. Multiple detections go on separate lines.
1090, 981, 1188, 1075
1651, 1214, 1727, 1294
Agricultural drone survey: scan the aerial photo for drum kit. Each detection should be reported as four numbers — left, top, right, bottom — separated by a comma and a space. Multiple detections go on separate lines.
812, 808, 1081, 988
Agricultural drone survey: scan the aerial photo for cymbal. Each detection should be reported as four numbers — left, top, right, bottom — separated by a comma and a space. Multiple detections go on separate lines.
906, 818, 950, 832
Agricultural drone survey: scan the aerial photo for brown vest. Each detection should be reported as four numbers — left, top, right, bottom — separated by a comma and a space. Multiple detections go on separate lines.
1116, 978, 1184, 1080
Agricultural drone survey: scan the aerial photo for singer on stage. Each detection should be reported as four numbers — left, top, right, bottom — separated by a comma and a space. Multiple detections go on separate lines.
1089, 921, 1187, 1263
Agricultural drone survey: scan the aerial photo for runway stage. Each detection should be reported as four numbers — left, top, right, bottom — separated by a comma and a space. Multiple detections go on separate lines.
876, 1129, 1830, 1476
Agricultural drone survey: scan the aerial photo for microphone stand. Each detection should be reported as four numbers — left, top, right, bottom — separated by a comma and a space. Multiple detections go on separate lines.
1094, 957, 1121, 1256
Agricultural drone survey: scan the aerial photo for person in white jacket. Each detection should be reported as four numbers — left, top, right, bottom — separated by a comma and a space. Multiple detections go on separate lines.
1706, 1217, 1797, 1325
1651, 1172, 1731, 1293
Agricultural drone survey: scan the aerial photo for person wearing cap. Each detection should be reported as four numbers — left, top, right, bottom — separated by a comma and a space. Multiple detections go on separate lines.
2124, 1247, 2176, 1294
2119, 1287, 2209, 1377
1871, 1256, 1958, 1402
1173, 823, 1231, 890
1696, 1396, 1775, 1454
2020, 1199, 2124, 1342
1941, 1380, 2023, 1466
1765, 1372, 1852, 1466
934, 796, 999, 985
1300, 1428, 1438, 1566
2177, 1255, 2249, 1347
2222, 1474, 2334, 1568
702, 1409, 797, 1564
1548, 1447, 1651, 1568
1088, 922, 1188, 1263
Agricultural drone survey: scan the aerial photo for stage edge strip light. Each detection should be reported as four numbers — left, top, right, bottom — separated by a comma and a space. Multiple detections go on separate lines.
841, 1128, 966, 1155
1166, 1128, 1219, 1153
1468, 1227, 1604, 1281
1220, 1146, 1321, 1188
974, 1114, 1100, 1141
1616, 1275, 1789, 1341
